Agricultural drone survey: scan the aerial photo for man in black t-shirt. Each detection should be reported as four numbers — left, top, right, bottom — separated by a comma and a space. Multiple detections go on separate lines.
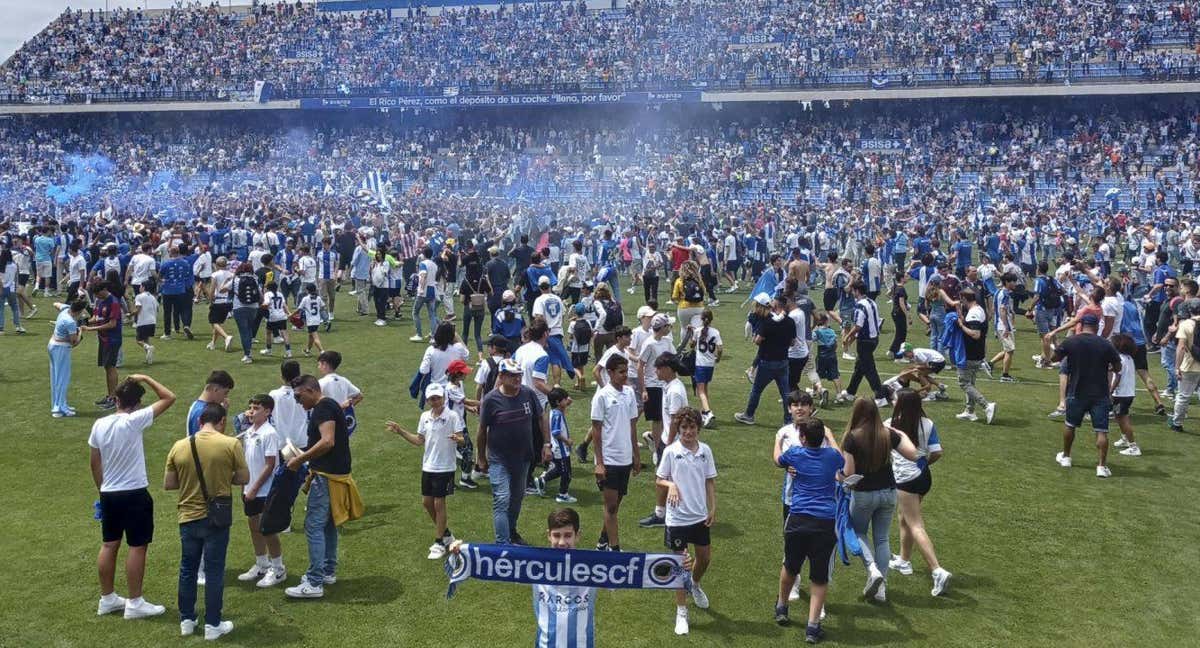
1051, 314, 1122, 478
735, 294, 797, 426
284, 374, 353, 598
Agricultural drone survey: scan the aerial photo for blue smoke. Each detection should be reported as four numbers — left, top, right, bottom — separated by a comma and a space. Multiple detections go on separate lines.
45, 154, 115, 204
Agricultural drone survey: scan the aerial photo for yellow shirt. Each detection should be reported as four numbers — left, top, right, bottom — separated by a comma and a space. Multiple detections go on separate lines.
165, 431, 247, 524
1178, 318, 1198, 374
671, 277, 705, 309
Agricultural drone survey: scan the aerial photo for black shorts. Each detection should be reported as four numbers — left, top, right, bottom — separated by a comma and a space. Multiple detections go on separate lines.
243, 497, 266, 517
896, 467, 932, 496
596, 463, 632, 497
571, 352, 589, 369
817, 353, 839, 380
1133, 344, 1149, 372
421, 470, 456, 498
135, 324, 155, 342
99, 488, 154, 546
307, 324, 320, 333
97, 342, 122, 368
266, 319, 286, 333
822, 288, 838, 312
17, 273, 29, 287
208, 303, 231, 324
928, 360, 946, 374
665, 521, 711, 550
644, 387, 664, 422
783, 514, 837, 585
1112, 395, 1134, 417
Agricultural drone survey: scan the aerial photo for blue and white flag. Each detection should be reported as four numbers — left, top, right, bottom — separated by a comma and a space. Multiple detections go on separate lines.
870, 75, 889, 90
444, 543, 690, 598
362, 170, 391, 210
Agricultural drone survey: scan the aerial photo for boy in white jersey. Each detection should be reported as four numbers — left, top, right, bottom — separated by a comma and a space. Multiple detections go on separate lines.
297, 283, 326, 356
655, 407, 716, 636
639, 353, 689, 529
317, 350, 363, 434
387, 383, 464, 559
259, 281, 292, 358
235, 394, 287, 588
132, 279, 158, 365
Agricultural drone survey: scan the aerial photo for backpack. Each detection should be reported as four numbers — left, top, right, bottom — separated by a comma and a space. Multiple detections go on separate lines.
483, 357, 499, 395
601, 299, 624, 329
675, 348, 697, 377
683, 277, 704, 302
572, 318, 594, 347
1040, 277, 1063, 309
236, 273, 261, 305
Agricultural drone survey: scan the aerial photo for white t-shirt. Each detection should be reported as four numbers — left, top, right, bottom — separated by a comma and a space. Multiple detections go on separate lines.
691, 324, 722, 367
638, 335, 676, 388
133, 292, 158, 327
320, 373, 361, 406
596, 344, 636, 387
68, 254, 88, 284
264, 290, 288, 322
210, 270, 234, 304
298, 294, 325, 326
243, 422, 281, 496
193, 251, 213, 279
567, 253, 590, 288
787, 308, 809, 360
420, 343, 471, 385
532, 293, 567, 337
514, 341, 551, 407
628, 326, 652, 378
87, 407, 155, 492
445, 381, 468, 431
1114, 354, 1137, 398
656, 440, 717, 527
418, 408, 463, 473
298, 255, 318, 284
1100, 294, 1124, 339
660, 378, 689, 444
128, 254, 156, 285
912, 348, 945, 365
724, 234, 738, 261
268, 385, 309, 449
590, 383, 638, 466
966, 304, 987, 324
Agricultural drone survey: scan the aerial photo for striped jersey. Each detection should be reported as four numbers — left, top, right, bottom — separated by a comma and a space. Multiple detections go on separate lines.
533, 584, 596, 648
853, 297, 882, 339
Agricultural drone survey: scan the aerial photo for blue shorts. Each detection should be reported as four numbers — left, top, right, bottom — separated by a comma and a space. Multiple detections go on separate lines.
546, 335, 576, 373
694, 365, 714, 384
1035, 308, 1063, 335
1065, 396, 1111, 433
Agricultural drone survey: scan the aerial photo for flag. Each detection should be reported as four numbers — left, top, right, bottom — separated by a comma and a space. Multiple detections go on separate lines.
870, 75, 889, 89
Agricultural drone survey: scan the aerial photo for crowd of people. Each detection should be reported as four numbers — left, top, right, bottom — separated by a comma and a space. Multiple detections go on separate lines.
4, 0, 1200, 102
4, 157, 1199, 642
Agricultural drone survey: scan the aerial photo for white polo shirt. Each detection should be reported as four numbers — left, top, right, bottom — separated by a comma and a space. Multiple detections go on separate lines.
659, 378, 689, 444
268, 385, 310, 449
87, 407, 155, 492
656, 440, 717, 527
242, 422, 281, 497
319, 373, 361, 406
638, 335, 676, 388
590, 383, 638, 466
418, 408, 463, 473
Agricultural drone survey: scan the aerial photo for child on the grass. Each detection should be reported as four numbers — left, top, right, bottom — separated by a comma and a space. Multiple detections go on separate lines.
297, 283, 326, 356
535, 387, 576, 503
445, 358, 481, 489
387, 382, 464, 560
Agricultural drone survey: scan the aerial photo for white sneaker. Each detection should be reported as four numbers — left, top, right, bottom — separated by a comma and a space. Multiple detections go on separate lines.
409, 334, 424, 342
874, 582, 887, 603
470, 469, 487, 482
1055, 452, 1072, 468
260, 348, 272, 355
284, 350, 293, 358
205, 342, 215, 351
931, 568, 952, 596
1119, 444, 1142, 457
627, 287, 635, 295
428, 542, 447, 560
160, 334, 172, 341
835, 390, 852, 404
1114, 435, 1129, 448
197, 571, 206, 587
204, 620, 233, 640
674, 608, 689, 635
874, 397, 890, 409
888, 555, 913, 575
788, 580, 802, 602
702, 411, 715, 428
181, 619, 196, 636
955, 410, 978, 422
690, 583, 710, 609
863, 564, 884, 599
237, 563, 267, 582
285, 578, 325, 598
1096, 465, 1112, 478
223, 335, 233, 352
97, 594, 127, 615
375, 319, 387, 326
984, 402, 996, 425
123, 598, 166, 619
256, 567, 287, 588
842, 352, 857, 361
241, 355, 253, 364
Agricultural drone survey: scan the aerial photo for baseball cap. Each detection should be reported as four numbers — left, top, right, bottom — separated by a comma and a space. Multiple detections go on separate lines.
753, 292, 772, 306
498, 358, 524, 375
1079, 314, 1100, 327
447, 359, 471, 375
651, 313, 672, 330
636, 305, 656, 319
502, 289, 516, 302
537, 275, 551, 286
425, 383, 446, 399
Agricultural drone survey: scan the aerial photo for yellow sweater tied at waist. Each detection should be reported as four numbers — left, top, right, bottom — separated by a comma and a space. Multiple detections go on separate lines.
304, 470, 365, 526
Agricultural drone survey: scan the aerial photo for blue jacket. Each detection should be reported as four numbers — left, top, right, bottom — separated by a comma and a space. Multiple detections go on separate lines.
940, 311, 967, 368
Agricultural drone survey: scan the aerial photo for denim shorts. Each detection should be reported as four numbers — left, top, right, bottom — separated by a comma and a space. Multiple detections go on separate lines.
1035, 308, 1063, 335
1065, 396, 1111, 433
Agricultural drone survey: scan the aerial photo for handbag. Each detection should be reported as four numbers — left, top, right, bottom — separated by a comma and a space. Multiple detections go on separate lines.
189, 435, 233, 528
469, 278, 487, 311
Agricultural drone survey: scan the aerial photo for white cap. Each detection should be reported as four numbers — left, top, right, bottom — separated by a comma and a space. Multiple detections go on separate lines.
753, 292, 772, 306
425, 383, 446, 399
636, 305, 656, 319
537, 275, 551, 286
651, 313, 672, 330
502, 289, 516, 302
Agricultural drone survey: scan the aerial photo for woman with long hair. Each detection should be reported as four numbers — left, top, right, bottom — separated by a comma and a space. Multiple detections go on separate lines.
420, 321, 471, 387
673, 261, 708, 346
230, 261, 263, 364
0, 247, 25, 334
884, 390, 951, 596
688, 308, 723, 428
840, 398, 917, 603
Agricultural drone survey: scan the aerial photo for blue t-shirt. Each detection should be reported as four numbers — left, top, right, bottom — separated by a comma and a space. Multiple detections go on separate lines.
33, 235, 56, 263
186, 399, 206, 436
159, 257, 192, 295
1152, 265, 1177, 303
779, 446, 844, 519
53, 306, 79, 340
